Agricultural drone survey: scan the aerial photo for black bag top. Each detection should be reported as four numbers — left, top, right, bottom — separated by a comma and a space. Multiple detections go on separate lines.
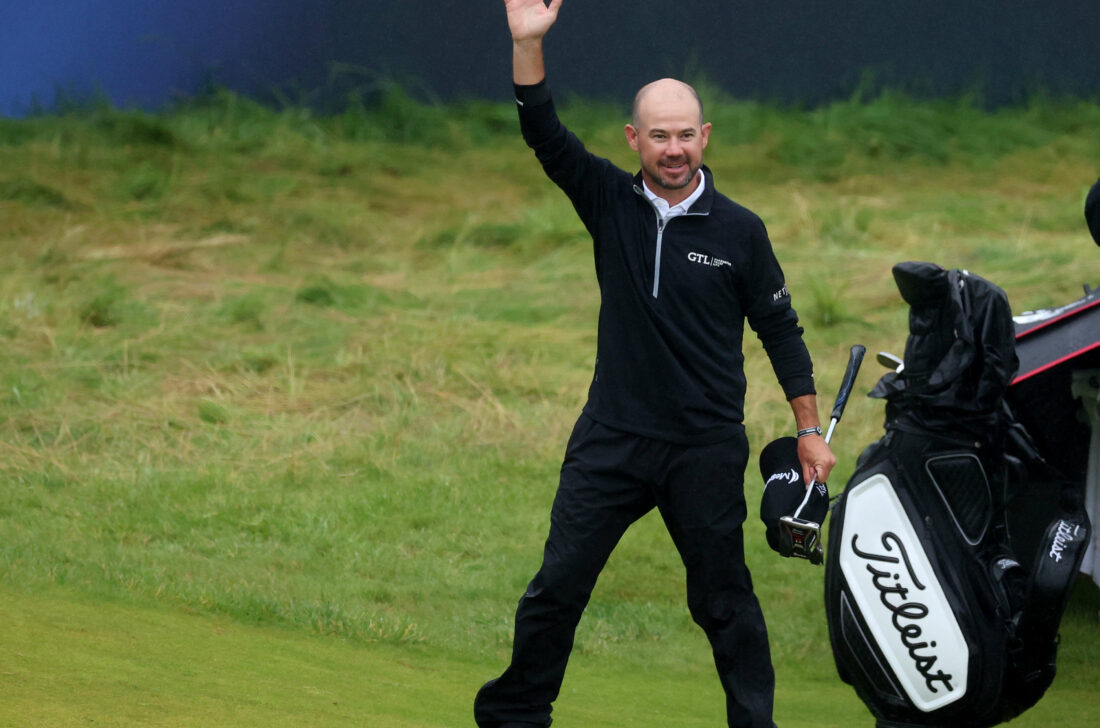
870, 261, 1019, 441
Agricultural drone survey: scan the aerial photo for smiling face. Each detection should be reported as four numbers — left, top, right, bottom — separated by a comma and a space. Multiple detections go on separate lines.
625, 79, 711, 206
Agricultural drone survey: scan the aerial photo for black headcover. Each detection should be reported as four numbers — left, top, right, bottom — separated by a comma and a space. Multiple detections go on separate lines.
1086, 176, 1100, 245
868, 262, 1018, 446
759, 436, 829, 554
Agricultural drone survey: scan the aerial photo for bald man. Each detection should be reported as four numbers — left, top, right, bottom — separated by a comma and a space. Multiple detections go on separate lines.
474, 3, 834, 727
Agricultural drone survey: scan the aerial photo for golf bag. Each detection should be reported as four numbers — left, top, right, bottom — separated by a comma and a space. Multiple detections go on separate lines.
824, 262, 1091, 728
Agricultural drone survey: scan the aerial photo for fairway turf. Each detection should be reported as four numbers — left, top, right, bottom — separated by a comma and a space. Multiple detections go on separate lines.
2, 584, 1095, 726
1, 89, 1099, 726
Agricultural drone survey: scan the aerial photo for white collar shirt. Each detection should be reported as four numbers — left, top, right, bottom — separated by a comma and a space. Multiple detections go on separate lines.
642, 171, 706, 221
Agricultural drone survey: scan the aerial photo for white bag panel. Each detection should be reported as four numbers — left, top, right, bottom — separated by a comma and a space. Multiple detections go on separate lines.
839, 473, 970, 712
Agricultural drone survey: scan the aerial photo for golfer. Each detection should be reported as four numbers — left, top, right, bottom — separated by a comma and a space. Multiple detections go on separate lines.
475, 2, 836, 726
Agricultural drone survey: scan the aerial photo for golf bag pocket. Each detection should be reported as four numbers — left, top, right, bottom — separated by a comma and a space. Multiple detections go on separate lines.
924, 453, 991, 545
1005, 510, 1091, 706
1025, 513, 1089, 636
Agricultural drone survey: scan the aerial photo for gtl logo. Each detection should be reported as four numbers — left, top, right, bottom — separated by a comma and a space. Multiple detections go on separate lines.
687, 252, 731, 268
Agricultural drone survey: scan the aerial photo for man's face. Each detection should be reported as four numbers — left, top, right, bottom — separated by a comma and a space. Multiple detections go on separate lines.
625, 82, 711, 201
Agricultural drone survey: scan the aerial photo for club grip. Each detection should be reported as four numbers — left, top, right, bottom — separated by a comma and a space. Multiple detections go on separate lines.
830, 344, 866, 422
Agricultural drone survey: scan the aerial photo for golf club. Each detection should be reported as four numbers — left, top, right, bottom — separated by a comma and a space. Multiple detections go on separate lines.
876, 350, 904, 373
778, 344, 866, 564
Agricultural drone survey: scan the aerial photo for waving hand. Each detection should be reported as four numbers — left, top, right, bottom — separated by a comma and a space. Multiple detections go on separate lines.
505, 0, 563, 42
505, 0, 563, 84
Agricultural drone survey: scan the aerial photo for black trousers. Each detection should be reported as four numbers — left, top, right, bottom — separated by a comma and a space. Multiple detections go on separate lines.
474, 414, 777, 728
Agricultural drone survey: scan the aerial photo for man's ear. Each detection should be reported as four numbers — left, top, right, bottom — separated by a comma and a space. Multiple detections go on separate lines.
624, 123, 640, 151
700, 121, 712, 149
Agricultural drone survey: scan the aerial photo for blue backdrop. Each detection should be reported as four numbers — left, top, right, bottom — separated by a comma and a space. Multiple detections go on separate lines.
2, 1, 1098, 116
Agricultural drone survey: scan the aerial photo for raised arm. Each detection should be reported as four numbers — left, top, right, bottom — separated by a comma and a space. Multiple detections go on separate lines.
505, 0, 563, 84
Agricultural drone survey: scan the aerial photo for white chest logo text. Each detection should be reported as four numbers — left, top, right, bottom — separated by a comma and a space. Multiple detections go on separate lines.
688, 251, 731, 268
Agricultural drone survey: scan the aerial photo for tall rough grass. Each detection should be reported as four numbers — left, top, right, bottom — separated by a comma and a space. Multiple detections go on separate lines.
1, 86, 1098, 706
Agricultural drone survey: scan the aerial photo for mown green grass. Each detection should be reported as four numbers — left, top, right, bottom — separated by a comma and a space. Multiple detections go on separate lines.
1, 88, 1099, 726
3, 583, 1095, 727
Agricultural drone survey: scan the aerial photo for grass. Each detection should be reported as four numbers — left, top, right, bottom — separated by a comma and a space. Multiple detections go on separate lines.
1, 87, 1099, 726
3, 583, 1095, 727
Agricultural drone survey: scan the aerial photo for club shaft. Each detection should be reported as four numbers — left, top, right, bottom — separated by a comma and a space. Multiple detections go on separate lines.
795, 346, 864, 517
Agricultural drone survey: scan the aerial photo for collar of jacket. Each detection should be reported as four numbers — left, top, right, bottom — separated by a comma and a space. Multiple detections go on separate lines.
632, 164, 716, 215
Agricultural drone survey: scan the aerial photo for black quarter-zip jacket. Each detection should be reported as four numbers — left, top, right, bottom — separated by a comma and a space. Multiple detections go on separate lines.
516, 80, 815, 444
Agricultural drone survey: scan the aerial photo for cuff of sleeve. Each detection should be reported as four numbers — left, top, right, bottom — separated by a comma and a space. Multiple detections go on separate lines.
514, 79, 552, 108
782, 375, 817, 401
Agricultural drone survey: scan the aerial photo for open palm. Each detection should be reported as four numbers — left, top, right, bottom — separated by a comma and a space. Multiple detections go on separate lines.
504, 0, 563, 42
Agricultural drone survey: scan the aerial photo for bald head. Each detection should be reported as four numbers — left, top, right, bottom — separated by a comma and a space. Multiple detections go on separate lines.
632, 78, 704, 128
624, 78, 711, 204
